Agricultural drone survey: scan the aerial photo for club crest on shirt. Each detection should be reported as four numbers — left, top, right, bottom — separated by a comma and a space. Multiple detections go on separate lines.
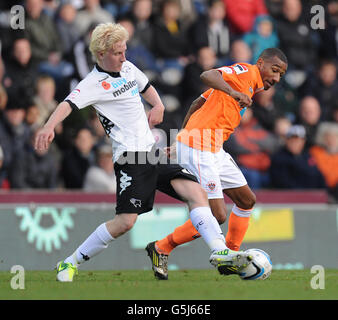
68, 88, 80, 100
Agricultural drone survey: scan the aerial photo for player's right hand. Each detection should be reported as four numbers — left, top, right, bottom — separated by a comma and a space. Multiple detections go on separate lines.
230, 91, 252, 108
34, 126, 55, 151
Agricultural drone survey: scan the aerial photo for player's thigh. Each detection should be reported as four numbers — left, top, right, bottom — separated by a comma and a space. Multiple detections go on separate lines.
170, 178, 208, 208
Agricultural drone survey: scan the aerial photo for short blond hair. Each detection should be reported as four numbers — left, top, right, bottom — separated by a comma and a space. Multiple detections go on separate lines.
89, 23, 129, 61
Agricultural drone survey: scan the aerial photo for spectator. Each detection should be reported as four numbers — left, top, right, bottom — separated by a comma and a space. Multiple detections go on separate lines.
301, 60, 338, 121
3, 37, 38, 102
223, 0, 268, 35
83, 144, 116, 193
265, 0, 283, 19
32, 74, 58, 127
269, 124, 326, 189
152, 0, 190, 64
318, 0, 338, 60
295, 96, 322, 149
124, 0, 155, 53
24, 103, 40, 130
177, 0, 198, 30
8, 129, 59, 189
252, 87, 280, 132
68, 23, 97, 82
61, 127, 95, 189
181, 46, 217, 111
118, 17, 159, 81
43, 0, 59, 18
275, 0, 318, 86
56, 3, 80, 56
310, 122, 338, 202
273, 115, 292, 147
24, 0, 74, 84
272, 78, 299, 122
24, 0, 63, 63
0, 95, 31, 177
223, 108, 278, 189
74, 0, 114, 37
226, 39, 252, 65
243, 14, 279, 64
189, 0, 230, 66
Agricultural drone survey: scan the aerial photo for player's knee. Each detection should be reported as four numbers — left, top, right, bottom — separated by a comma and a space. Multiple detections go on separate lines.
219, 214, 227, 224
189, 185, 209, 207
214, 210, 227, 224
119, 215, 137, 233
237, 193, 256, 210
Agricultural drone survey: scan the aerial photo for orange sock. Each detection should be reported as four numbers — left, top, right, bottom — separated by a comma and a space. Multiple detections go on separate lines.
225, 211, 250, 251
156, 219, 201, 255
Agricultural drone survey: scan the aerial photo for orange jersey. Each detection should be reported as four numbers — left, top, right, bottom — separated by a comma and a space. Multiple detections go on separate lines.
177, 63, 264, 152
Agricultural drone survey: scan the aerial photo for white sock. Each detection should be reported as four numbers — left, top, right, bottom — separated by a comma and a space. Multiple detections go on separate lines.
64, 223, 114, 266
189, 207, 226, 252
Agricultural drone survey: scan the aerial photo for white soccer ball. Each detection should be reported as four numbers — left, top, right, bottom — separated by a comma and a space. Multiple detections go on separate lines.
239, 248, 272, 280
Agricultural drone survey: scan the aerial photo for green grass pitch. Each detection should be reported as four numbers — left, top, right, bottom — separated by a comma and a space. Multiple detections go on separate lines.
0, 269, 337, 300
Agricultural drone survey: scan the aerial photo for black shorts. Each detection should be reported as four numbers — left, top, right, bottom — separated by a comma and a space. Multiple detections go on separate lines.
114, 150, 198, 215
156, 163, 198, 201
114, 151, 158, 215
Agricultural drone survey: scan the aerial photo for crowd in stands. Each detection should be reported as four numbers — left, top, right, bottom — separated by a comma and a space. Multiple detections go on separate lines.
0, 0, 337, 202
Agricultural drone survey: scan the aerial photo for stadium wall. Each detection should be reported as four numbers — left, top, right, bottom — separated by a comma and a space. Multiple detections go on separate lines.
0, 191, 337, 271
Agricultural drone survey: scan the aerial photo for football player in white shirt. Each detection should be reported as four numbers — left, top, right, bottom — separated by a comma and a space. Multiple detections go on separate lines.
34, 23, 251, 281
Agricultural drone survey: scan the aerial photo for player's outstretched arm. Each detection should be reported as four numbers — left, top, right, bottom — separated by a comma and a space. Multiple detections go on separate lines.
200, 69, 252, 108
34, 101, 72, 151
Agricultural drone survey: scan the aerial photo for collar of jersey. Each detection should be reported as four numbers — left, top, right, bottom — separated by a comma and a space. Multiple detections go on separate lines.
95, 64, 121, 78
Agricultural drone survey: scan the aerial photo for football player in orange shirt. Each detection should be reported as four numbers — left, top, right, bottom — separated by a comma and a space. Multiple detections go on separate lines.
146, 48, 288, 280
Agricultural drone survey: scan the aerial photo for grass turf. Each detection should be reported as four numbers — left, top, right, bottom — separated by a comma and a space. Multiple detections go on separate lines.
0, 269, 337, 300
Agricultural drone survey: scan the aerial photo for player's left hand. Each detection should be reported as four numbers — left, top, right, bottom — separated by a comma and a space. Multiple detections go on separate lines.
148, 105, 164, 128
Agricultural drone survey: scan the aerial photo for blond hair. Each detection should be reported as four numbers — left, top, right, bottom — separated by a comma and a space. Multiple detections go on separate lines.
89, 23, 129, 61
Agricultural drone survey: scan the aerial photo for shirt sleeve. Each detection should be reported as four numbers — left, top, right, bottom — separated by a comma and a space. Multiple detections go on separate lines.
64, 76, 98, 109
201, 88, 213, 100
129, 61, 149, 93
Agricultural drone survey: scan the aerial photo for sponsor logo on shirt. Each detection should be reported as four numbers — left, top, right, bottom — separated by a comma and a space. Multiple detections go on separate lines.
112, 79, 138, 97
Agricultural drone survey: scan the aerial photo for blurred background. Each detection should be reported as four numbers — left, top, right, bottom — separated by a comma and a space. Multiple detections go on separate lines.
0, 0, 337, 200
0, 0, 337, 271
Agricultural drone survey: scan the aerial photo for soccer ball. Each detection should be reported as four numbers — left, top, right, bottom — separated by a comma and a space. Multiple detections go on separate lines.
239, 248, 272, 280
